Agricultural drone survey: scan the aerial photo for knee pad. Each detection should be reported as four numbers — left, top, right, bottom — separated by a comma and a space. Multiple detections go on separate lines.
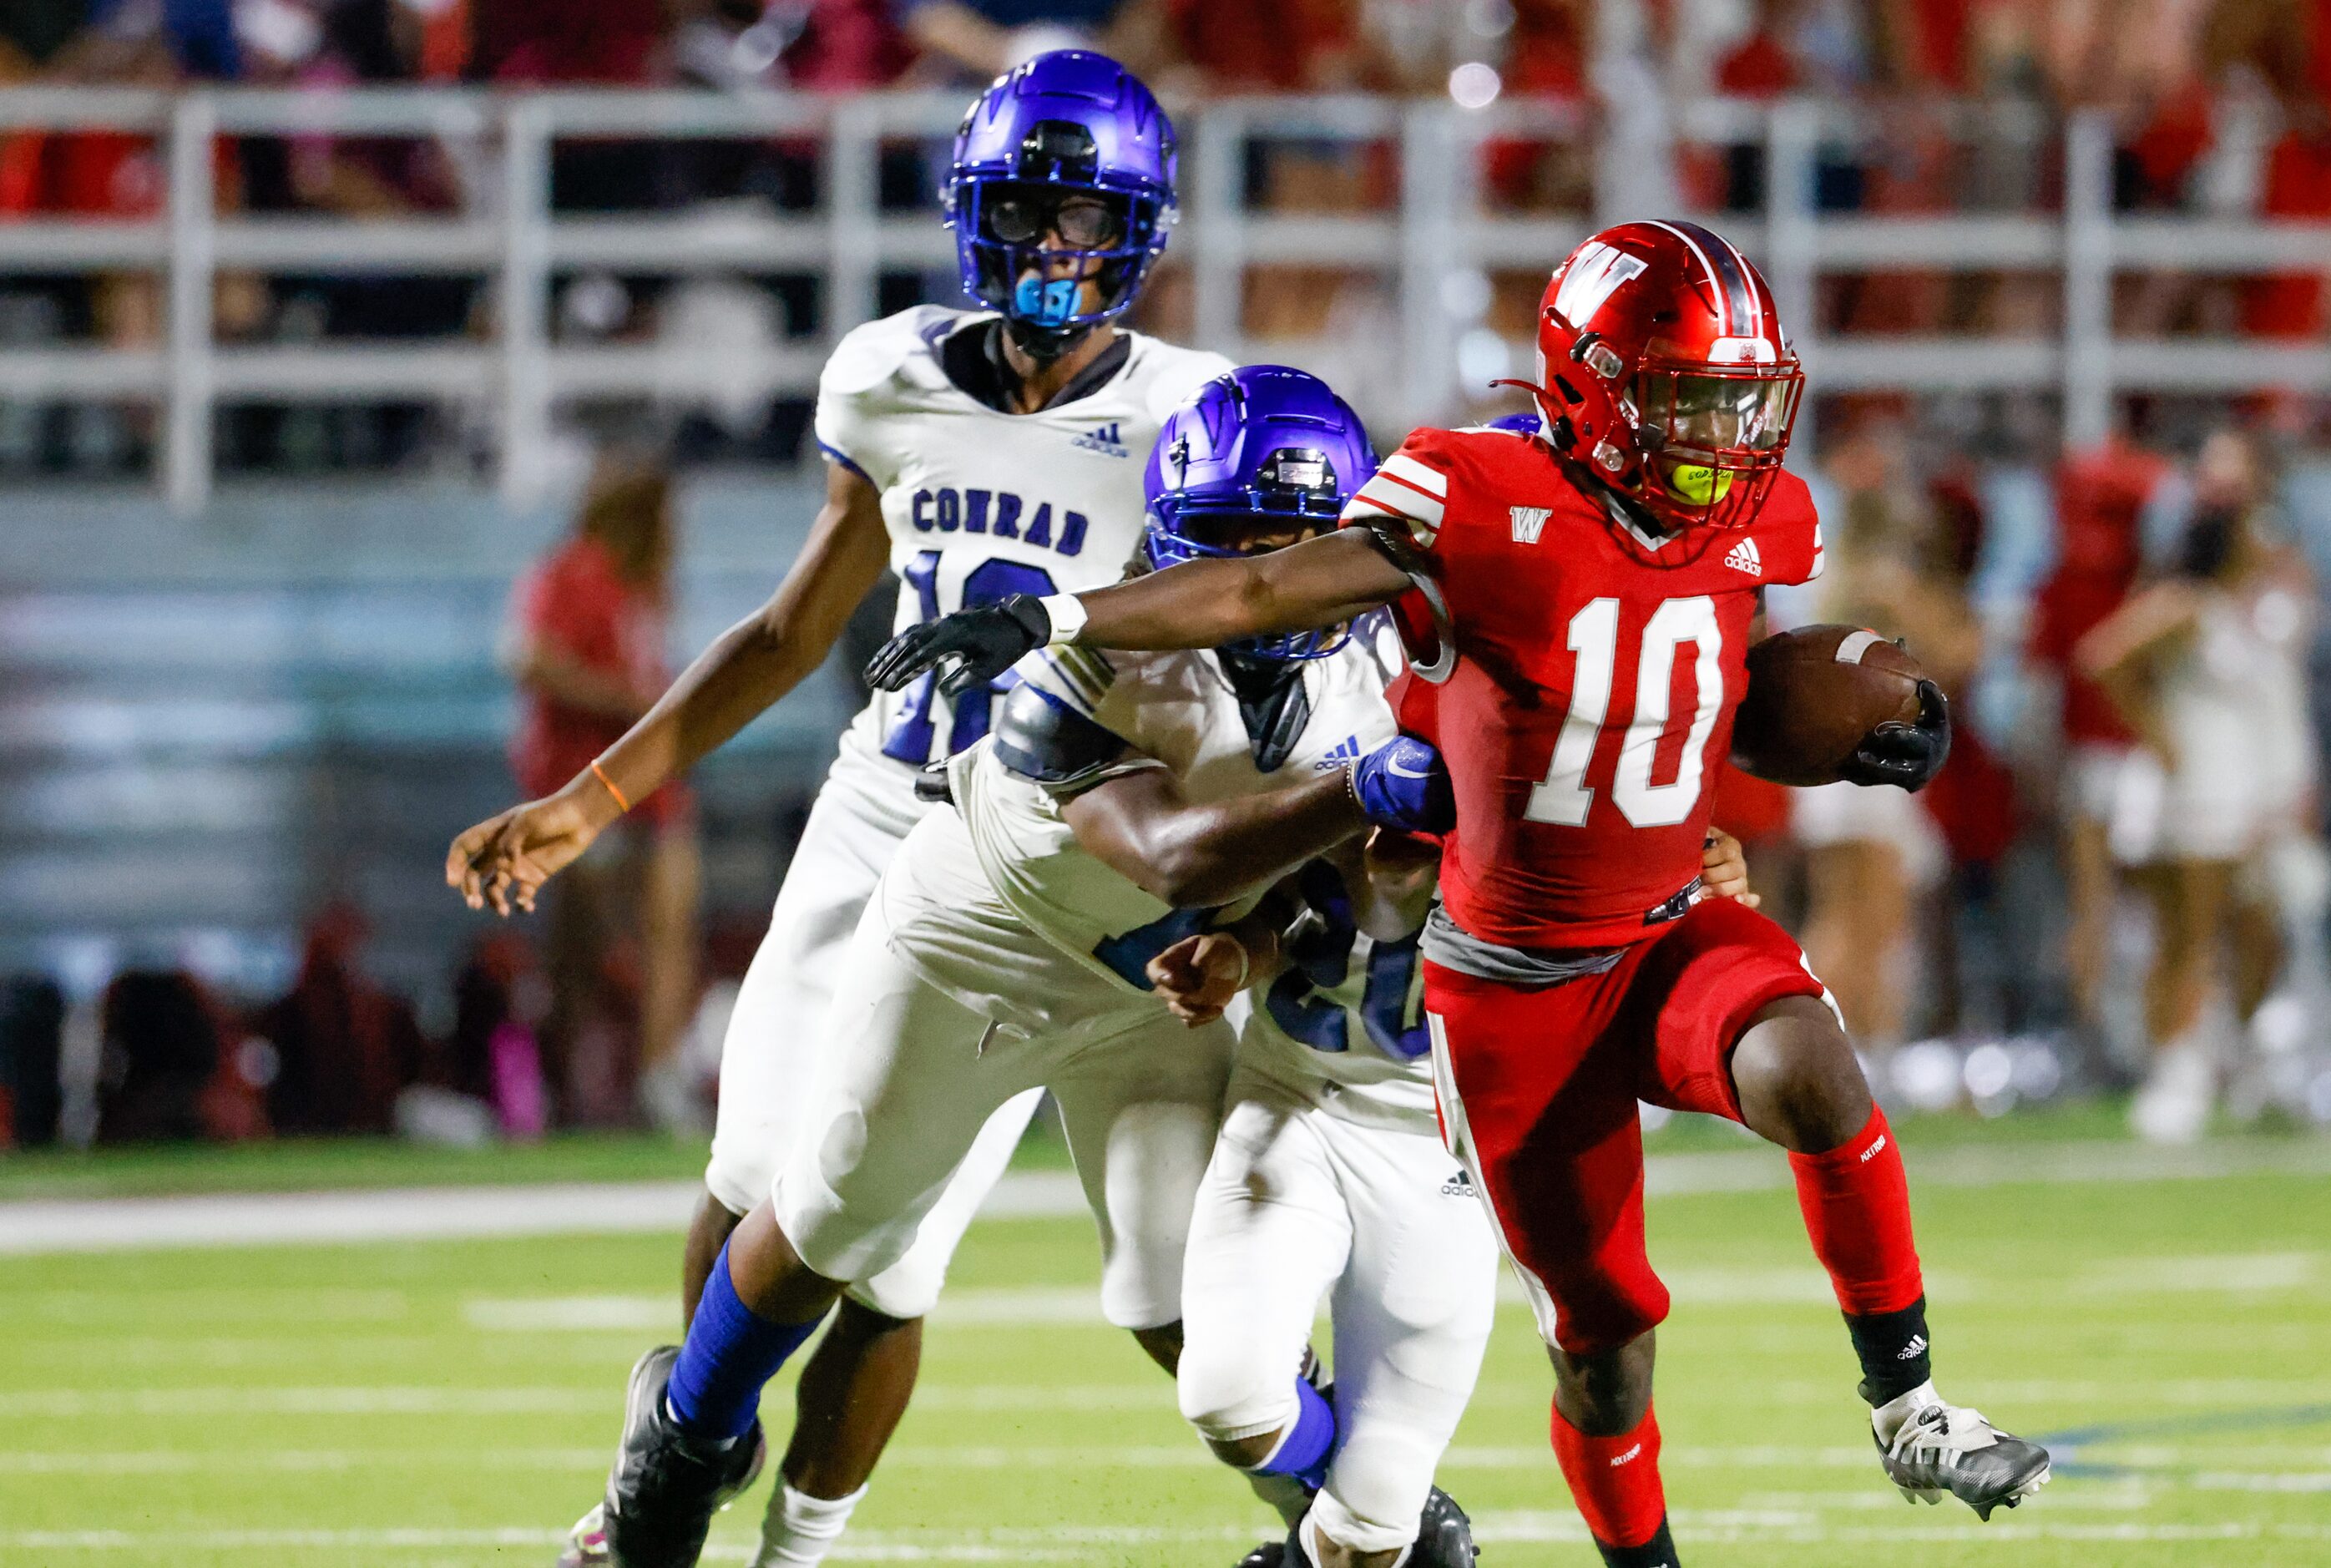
702, 1137, 776, 1220
843, 1237, 947, 1321
1176, 1344, 1297, 1444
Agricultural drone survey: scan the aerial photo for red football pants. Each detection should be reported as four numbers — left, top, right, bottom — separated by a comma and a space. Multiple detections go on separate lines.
1425, 897, 1828, 1355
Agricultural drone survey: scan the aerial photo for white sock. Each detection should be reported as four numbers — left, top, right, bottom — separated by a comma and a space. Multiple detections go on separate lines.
754, 1482, 866, 1568
1296, 1512, 1411, 1568
1870, 1378, 1943, 1445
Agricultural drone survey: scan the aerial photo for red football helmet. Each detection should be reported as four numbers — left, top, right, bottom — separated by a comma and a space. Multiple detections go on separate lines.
1505, 219, 1803, 534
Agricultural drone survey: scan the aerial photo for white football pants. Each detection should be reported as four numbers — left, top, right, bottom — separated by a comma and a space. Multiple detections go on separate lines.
1178, 1067, 1499, 1555
705, 737, 1040, 1320
773, 821, 1230, 1331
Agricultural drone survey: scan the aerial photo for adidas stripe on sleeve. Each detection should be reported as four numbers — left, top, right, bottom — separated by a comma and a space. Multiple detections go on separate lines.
1342, 451, 1449, 550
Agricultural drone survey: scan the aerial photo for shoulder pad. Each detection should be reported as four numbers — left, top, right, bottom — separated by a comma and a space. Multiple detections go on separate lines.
1752, 468, 1825, 584
992, 681, 1131, 788
820, 306, 973, 397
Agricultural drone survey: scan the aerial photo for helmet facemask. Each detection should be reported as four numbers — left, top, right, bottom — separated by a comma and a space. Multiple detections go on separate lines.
1630, 359, 1803, 533
947, 118, 1172, 359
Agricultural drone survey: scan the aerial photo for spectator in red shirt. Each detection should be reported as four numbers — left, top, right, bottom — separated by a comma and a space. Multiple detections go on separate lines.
507, 453, 700, 1126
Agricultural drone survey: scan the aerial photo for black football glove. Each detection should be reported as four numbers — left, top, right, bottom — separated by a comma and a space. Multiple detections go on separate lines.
1841, 677, 1951, 792
866, 594, 1052, 697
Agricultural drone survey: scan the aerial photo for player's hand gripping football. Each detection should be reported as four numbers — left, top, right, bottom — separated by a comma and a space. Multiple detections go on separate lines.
867, 594, 1051, 697
1840, 677, 1952, 792
446, 787, 614, 917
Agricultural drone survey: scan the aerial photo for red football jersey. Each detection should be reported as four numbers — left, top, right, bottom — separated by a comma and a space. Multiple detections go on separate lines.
1348, 427, 1823, 948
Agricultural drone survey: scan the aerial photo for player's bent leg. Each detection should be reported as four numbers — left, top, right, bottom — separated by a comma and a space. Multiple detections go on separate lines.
751, 1086, 1045, 1566
579, 929, 1028, 1568
1727, 999, 2050, 1520
699, 771, 908, 1310
1423, 967, 1679, 1567
1307, 1114, 1498, 1568
1176, 1093, 1353, 1476
1051, 1011, 1234, 1335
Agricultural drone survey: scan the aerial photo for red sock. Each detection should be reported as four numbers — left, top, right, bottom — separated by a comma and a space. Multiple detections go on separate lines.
1788, 1105, 1924, 1315
1551, 1402, 1666, 1550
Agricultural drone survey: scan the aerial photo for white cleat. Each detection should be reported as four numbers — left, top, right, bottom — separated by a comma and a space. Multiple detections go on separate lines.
1872, 1383, 2051, 1521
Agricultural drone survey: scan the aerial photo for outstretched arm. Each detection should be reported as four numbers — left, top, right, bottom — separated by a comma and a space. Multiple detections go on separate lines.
868, 530, 1411, 697
449, 460, 891, 914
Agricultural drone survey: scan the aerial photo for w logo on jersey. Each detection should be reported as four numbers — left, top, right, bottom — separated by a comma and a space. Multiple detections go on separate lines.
1072, 421, 1130, 458
1554, 240, 1649, 324
1510, 506, 1552, 544
1723, 537, 1762, 577
1315, 735, 1364, 770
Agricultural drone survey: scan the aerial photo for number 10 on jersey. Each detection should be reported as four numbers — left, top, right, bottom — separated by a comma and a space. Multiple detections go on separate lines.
1525, 595, 1723, 830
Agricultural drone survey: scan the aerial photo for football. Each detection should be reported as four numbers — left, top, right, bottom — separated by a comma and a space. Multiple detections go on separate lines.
1731, 624, 1926, 787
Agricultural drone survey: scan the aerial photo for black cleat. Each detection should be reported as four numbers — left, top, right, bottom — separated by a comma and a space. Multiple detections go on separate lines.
1232, 1541, 1287, 1568
1874, 1392, 2050, 1521
559, 1345, 766, 1568
1413, 1486, 1480, 1567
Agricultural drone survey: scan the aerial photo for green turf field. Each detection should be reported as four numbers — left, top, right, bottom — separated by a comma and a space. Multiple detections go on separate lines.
3, 1129, 2328, 1565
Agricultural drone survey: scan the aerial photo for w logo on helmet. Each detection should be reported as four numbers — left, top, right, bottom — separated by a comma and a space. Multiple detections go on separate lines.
1553, 240, 1648, 326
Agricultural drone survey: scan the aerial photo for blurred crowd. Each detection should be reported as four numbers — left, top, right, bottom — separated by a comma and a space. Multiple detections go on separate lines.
1704, 410, 2331, 1141
2, 1, 2329, 471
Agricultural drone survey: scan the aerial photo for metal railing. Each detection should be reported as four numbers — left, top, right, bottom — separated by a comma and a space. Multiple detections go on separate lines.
2, 87, 2328, 512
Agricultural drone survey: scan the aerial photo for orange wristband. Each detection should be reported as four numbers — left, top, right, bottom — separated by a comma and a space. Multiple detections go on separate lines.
590, 761, 631, 815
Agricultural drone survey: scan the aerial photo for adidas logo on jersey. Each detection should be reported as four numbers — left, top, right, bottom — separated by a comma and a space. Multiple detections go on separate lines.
1072, 421, 1130, 458
1724, 537, 1762, 577
1316, 735, 1364, 770
1509, 506, 1552, 544
1441, 1169, 1475, 1196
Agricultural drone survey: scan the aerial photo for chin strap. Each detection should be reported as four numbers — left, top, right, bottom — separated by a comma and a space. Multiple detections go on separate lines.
1004, 313, 1092, 365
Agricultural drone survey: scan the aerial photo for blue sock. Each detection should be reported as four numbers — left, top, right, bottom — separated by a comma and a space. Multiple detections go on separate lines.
664, 1240, 827, 1440
1251, 1376, 1337, 1491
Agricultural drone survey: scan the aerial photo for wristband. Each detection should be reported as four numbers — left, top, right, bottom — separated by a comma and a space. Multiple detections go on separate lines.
590, 761, 631, 815
1037, 593, 1088, 647
1226, 936, 1251, 993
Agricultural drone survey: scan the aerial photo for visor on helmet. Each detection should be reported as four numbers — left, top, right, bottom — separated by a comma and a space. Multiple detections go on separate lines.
1638, 371, 1796, 457
978, 183, 1130, 249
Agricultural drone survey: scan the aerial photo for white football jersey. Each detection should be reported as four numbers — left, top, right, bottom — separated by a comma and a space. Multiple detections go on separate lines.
1223, 880, 1438, 1133
904, 619, 1406, 1034
815, 305, 1233, 772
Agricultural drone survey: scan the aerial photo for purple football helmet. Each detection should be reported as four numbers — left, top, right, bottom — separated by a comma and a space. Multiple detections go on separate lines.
943, 51, 1176, 346
1144, 366, 1378, 660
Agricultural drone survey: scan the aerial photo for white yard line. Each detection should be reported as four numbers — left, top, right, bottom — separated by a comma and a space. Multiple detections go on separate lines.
7, 1138, 2324, 1256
